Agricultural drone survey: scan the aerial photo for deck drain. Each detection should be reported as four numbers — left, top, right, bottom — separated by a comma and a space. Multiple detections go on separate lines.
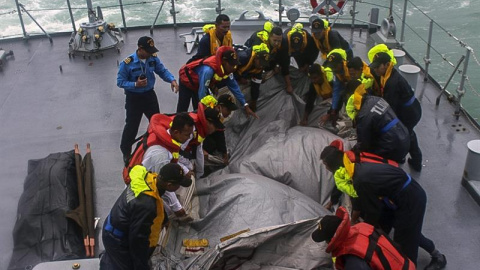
450, 123, 469, 133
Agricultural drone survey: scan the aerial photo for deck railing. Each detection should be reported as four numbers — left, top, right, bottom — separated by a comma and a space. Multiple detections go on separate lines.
1, 0, 479, 123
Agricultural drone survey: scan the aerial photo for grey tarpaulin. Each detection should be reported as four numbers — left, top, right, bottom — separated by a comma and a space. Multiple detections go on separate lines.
152, 174, 333, 269
9, 151, 84, 270
150, 69, 348, 269
217, 69, 348, 204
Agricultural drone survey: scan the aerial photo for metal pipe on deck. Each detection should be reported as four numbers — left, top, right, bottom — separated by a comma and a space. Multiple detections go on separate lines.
424, 20, 433, 82
14, 0, 27, 39
18, 4, 52, 43
278, 0, 284, 25
435, 55, 464, 106
150, 0, 166, 34
455, 48, 471, 119
170, 0, 178, 27
400, 0, 408, 46
349, 0, 358, 45
118, 0, 127, 30
66, 0, 76, 34
388, 0, 393, 17
216, 0, 224, 15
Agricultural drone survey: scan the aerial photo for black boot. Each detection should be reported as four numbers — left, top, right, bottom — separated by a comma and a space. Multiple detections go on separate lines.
123, 154, 131, 167
424, 254, 447, 270
408, 158, 422, 172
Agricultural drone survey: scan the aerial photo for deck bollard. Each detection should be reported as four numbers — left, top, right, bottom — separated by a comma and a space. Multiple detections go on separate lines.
462, 140, 480, 205
392, 49, 405, 66
399, 64, 420, 91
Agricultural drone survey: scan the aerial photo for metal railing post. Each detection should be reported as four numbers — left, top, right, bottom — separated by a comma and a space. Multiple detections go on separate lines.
400, 0, 408, 45
170, 0, 178, 27
350, 0, 357, 45
455, 48, 471, 119
216, 0, 224, 15
388, 0, 393, 17
14, 0, 28, 39
278, 0, 284, 25
66, 0, 76, 34
435, 55, 464, 106
118, 0, 127, 30
424, 20, 433, 82
18, 3, 52, 42
150, 0, 166, 34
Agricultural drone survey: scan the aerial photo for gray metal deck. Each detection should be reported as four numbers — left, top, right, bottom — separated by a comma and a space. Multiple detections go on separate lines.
0, 25, 479, 269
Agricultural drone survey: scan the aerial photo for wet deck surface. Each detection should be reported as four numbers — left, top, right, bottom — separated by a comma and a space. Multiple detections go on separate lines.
0, 25, 479, 269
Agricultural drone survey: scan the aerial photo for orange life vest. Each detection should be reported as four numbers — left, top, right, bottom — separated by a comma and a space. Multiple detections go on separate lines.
179, 46, 231, 91
184, 103, 209, 151
344, 150, 399, 167
328, 207, 415, 270
122, 113, 182, 184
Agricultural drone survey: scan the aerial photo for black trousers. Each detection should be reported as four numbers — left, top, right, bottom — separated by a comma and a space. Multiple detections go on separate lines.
408, 129, 422, 163
378, 181, 435, 265
343, 255, 373, 270
176, 82, 199, 113
100, 230, 132, 270
120, 90, 159, 157
400, 99, 422, 163
251, 81, 260, 102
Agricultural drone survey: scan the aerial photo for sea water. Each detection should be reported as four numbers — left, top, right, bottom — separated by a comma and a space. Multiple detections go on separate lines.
0, 0, 479, 120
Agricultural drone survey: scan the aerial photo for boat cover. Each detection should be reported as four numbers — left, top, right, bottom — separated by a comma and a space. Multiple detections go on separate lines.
8, 151, 84, 270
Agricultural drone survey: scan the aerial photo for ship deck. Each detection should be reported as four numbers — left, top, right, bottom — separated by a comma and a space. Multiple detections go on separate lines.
0, 25, 479, 269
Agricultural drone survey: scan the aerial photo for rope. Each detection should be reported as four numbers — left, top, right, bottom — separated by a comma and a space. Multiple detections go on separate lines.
407, 0, 480, 67
361, 0, 480, 68
469, 49, 480, 67
358, 0, 390, 9
21, 0, 164, 12
391, 12, 457, 68
465, 76, 480, 98
0, 10, 17, 16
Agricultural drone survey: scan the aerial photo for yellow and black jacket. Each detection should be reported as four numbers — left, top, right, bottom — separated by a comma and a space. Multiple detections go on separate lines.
188, 24, 233, 62
104, 166, 166, 270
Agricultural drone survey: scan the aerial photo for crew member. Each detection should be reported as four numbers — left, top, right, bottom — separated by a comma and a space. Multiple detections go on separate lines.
117, 36, 179, 165
312, 206, 415, 270
100, 163, 192, 270
345, 80, 410, 163
278, 23, 319, 94
320, 49, 350, 126
201, 94, 239, 175
320, 146, 447, 268
347, 56, 375, 94
244, 21, 283, 72
369, 47, 422, 171
177, 46, 257, 119
300, 63, 334, 126
235, 43, 271, 111
188, 14, 232, 62
123, 112, 195, 185
310, 18, 353, 60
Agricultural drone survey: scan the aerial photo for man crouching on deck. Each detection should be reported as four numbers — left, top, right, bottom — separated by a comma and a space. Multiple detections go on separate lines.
99, 163, 192, 270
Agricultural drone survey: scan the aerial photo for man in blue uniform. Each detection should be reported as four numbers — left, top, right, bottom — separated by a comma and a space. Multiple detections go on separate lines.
117, 36, 179, 165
